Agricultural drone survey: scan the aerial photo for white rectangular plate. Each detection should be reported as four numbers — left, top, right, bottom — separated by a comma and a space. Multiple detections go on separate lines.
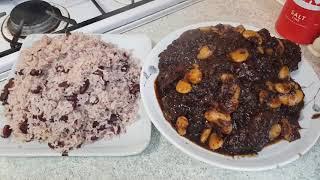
0, 33, 152, 156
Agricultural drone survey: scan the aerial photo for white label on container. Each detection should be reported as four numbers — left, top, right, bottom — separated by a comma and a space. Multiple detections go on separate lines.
293, 0, 320, 11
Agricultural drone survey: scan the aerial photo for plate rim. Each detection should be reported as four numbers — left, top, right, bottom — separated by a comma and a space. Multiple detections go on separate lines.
140, 21, 320, 171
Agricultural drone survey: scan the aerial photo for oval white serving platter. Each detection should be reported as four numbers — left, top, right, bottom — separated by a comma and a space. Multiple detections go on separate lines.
140, 21, 320, 171
0, 33, 152, 156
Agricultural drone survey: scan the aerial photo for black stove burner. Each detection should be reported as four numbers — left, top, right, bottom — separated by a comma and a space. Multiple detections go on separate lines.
0, 0, 153, 58
7, 0, 62, 37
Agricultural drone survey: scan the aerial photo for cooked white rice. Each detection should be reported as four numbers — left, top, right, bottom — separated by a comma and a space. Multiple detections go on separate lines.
1, 33, 140, 153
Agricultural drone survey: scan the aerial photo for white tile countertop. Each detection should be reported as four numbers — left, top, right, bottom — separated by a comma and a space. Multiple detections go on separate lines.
1, 0, 320, 179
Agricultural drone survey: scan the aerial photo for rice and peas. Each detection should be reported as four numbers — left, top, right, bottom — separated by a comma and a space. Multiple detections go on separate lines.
0, 33, 141, 153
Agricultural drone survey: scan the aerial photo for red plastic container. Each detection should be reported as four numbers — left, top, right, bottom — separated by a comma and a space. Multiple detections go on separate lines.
276, 0, 320, 44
